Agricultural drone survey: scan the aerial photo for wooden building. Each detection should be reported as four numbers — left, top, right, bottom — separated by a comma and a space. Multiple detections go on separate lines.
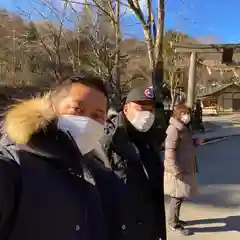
199, 83, 240, 115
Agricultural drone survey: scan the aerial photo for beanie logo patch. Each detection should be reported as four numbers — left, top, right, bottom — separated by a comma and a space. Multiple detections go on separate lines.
144, 86, 154, 99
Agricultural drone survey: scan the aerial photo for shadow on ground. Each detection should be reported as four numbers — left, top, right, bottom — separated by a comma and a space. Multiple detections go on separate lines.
207, 121, 233, 127
186, 215, 240, 233
184, 136, 240, 208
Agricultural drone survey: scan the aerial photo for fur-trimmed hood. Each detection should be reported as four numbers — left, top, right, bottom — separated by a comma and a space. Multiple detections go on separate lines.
169, 117, 186, 131
3, 95, 111, 168
3, 94, 57, 145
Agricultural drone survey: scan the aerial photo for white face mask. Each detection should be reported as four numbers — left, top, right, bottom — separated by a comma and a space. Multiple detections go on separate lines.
129, 111, 155, 132
57, 115, 104, 155
181, 114, 191, 124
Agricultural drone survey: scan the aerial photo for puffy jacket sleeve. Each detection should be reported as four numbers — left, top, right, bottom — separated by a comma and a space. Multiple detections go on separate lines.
100, 134, 113, 162
100, 134, 122, 169
100, 126, 128, 181
0, 148, 21, 239
164, 125, 181, 175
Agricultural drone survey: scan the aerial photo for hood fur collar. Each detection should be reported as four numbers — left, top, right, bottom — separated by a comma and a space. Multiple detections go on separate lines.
3, 94, 57, 145
169, 117, 185, 131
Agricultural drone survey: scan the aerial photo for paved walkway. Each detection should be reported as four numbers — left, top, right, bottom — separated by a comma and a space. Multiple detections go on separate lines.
197, 125, 240, 140
167, 203, 240, 240
203, 113, 240, 124
166, 135, 240, 239
194, 115, 240, 140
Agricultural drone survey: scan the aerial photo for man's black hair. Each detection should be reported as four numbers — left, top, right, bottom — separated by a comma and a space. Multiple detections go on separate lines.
50, 72, 109, 104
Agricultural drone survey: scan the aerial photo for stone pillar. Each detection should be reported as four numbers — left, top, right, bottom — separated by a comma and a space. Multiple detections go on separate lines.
187, 52, 197, 108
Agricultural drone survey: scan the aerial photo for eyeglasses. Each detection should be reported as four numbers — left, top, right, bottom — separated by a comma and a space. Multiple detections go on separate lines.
69, 74, 103, 83
69, 75, 86, 82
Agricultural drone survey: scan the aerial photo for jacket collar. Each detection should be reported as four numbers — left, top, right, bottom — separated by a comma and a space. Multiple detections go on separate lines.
169, 117, 187, 131
111, 111, 127, 128
2, 94, 83, 174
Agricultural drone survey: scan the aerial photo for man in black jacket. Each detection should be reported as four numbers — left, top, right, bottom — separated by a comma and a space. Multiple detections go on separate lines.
101, 86, 167, 240
0, 74, 124, 240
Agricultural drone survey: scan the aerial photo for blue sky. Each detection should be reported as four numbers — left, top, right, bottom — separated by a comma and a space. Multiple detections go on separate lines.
1, 0, 240, 43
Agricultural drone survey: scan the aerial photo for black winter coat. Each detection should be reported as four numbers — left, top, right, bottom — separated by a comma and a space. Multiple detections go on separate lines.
101, 112, 167, 240
0, 96, 124, 240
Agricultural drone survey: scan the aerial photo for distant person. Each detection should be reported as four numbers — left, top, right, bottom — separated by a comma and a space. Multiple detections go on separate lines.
0, 74, 124, 240
101, 86, 166, 240
164, 104, 202, 236
195, 99, 204, 132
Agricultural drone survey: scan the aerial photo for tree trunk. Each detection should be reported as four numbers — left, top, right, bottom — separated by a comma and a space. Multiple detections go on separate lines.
143, 26, 155, 85
170, 72, 178, 107
114, 0, 121, 106
153, 0, 165, 101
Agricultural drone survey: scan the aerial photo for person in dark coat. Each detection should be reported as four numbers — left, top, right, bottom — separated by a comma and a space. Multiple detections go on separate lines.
0, 74, 124, 240
101, 86, 167, 240
194, 100, 204, 132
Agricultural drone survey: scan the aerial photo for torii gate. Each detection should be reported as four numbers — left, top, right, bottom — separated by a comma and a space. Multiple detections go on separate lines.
170, 43, 240, 108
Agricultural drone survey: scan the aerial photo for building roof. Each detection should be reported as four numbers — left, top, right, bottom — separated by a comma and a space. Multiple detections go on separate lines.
198, 83, 240, 98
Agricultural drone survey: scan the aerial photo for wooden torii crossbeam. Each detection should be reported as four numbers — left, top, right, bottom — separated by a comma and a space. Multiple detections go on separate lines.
170, 43, 240, 53
170, 42, 240, 108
